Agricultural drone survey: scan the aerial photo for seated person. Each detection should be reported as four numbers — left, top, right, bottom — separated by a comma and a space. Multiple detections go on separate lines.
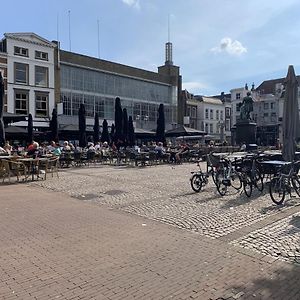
175, 143, 190, 163
63, 141, 71, 151
101, 141, 110, 157
155, 142, 170, 161
26, 141, 40, 157
52, 143, 62, 156
3, 141, 12, 155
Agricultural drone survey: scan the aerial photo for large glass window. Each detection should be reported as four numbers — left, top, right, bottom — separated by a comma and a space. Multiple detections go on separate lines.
35, 92, 48, 117
35, 66, 48, 87
61, 65, 172, 104
15, 90, 28, 114
60, 65, 177, 124
15, 63, 28, 84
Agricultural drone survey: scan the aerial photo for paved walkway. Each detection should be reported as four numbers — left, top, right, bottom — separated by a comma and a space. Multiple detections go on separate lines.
1, 163, 300, 299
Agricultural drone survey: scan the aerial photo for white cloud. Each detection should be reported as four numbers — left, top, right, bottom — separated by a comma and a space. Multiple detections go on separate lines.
182, 81, 208, 94
211, 37, 247, 56
122, 0, 140, 10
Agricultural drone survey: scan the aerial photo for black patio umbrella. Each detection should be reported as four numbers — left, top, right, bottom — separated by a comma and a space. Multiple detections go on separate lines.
27, 113, 33, 145
156, 103, 166, 144
49, 108, 58, 142
282, 65, 300, 161
122, 108, 128, 146
128, 116, 135, 146
0, 73, 5, 147
114, 97, 123, 142
93, 113, 100, 143
110, 123, 115, 143
165, 124, 206, 137
101, 119, 110, 144
78, 103, 87, 148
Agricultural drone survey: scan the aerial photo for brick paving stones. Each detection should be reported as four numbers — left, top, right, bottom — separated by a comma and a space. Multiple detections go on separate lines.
1, 162, 300, 299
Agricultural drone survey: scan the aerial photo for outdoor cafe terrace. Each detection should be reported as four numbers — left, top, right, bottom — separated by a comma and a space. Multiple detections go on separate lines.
0, 143, 299, 185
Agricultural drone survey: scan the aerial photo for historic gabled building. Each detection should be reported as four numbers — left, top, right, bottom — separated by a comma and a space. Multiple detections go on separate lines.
0, 33, 57, 130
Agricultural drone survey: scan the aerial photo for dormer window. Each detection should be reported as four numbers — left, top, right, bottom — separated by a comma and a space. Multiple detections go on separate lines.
35, 50, 48, 61
14, 46, 28, 57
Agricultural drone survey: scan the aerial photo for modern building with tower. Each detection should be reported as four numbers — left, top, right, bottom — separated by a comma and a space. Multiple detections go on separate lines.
0, 32, 183, 141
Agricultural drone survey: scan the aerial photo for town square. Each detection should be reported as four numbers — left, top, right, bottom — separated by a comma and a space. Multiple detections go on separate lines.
1, 0, 300, 299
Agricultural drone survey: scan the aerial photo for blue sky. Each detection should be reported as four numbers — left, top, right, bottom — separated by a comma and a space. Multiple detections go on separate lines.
2, 0, 300, 95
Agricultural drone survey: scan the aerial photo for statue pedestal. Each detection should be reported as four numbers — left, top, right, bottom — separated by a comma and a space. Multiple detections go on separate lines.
235, 120, 257, 145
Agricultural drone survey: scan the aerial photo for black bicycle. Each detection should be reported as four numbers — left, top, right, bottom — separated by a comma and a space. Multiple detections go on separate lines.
241, 154, 264, 197
269, 161, 300, 205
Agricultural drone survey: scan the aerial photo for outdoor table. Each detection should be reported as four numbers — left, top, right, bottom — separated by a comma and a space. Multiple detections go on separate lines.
259, 160, 291, 178
0, 155, 16, 160
17, 157, 49, 181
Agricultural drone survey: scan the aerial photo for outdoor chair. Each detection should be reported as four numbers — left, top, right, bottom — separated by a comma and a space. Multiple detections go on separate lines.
86, 151, 96, 166
0, 159, 27, 183
46, 157, 59, 178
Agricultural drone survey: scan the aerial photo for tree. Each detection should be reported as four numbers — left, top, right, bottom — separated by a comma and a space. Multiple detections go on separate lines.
93, 113, 100, 143
156, 103, 166, 144
114, 97, 123, 142
128, 116, 135, 147
101, 119, 110, 143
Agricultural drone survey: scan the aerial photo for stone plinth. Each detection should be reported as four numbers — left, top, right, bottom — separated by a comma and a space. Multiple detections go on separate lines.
235, 120, 257, 145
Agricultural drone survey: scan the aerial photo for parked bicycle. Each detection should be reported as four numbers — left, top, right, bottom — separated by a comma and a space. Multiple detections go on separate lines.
269, 160, 300, 205
214, 156, 242, 196
240, 154, 264, 197
190, 161, 209, 192
190, 153, 221, 193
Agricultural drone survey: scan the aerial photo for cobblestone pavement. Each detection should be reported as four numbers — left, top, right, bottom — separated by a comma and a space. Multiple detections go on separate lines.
1, 163, 300, 299
35, 162, 300, 263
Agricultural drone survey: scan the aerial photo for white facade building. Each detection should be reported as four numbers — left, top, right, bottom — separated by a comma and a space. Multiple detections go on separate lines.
3, 33, 57, 128
185, 92, 231, 143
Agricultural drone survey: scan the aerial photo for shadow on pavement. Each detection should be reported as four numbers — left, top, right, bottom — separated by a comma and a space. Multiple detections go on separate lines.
225, 263, 300, 299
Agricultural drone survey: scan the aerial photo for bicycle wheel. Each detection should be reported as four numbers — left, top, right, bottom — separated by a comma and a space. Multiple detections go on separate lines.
190, 174, 203, 193
231, 171, 242, 190
243, 174, 253, 197
269, 177, 285, 205
215, 170, 228, 196
254, 171, 264, 192
291, 175, 300, 197
211, 169, 217, 185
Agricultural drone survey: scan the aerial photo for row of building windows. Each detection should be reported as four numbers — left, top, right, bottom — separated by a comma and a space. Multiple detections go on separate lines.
15, 90, 48, 117
15, 62, 49, 87
201, 120, 231, 134
61, 65, 173, 104
61, 91, 176, 124
14, 46, 48, 61
205, 108, 224, 120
